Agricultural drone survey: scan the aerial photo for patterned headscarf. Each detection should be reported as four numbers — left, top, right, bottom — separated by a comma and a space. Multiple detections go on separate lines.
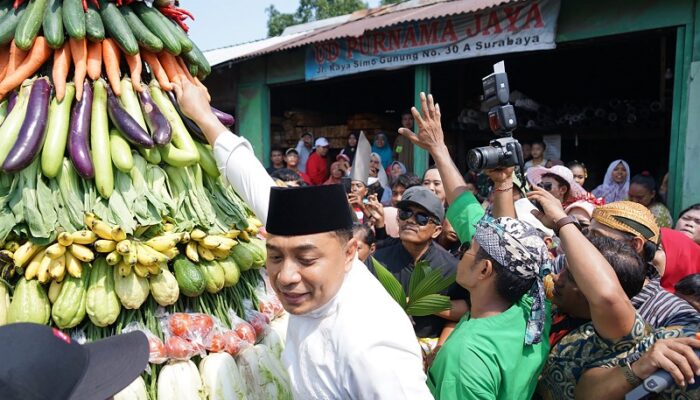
475, 216, 551, 345
592, 201, 661, 245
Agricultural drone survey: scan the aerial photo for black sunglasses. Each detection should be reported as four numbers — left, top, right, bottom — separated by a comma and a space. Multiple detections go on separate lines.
398, 208, 437, 226
537, 181, 553, 191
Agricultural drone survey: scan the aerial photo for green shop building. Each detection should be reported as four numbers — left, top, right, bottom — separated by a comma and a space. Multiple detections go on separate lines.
203, 0, 700, 217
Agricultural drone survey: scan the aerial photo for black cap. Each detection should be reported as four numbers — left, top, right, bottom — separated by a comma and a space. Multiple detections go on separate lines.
267, 185, 354, 236
0, 323, 149, 400
397, 186, 445, 223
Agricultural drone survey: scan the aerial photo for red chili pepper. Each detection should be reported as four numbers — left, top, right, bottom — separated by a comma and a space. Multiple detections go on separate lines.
82, 0, 87, 12
13, 0, 26, 10
90, 0, 100, 8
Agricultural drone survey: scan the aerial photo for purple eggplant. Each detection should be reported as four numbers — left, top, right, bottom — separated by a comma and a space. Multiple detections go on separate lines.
2, 78, 51, 173
211, 106, 234, 127
138, 89, 172, 146
166, 90, 206, 143
106, 85, 154, 148
68, 81, 95, 179
6, 91, 17, 114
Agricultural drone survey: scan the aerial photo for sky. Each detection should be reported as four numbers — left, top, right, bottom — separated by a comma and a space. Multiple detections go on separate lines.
186, 0, 382, 52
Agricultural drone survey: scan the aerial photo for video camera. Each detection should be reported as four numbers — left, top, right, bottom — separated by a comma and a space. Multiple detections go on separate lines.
467, 61, 524, 172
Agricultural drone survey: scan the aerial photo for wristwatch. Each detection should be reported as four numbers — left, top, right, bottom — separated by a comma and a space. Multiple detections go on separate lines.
554, 216, 580, 235
622, 361, 643, 387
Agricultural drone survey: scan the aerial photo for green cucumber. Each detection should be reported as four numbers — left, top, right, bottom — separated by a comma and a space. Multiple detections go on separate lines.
62, 0, 85, 39
119, 5, 162, 53
166, 18, 193, 53
186, 61, 198, 79
183, 42, 211, 79
194, 141, 219, 178
42, 0, 63, 48
14, 0, 47, 50
109, 129, 134, 173
131, 3, 180, 55
0, 2, 27, 45
85, 4, 105, 42
97, 0, 138, 55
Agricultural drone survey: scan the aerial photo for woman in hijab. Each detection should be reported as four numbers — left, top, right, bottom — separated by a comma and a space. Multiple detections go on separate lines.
387, 161, 407, 182
370, 152, 392, 205
340, 132, 358, 164
371, 133, 393, 168
592, 159, 630, 203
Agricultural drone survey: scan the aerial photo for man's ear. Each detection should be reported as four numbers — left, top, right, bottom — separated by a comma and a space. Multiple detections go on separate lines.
630, 237, 645, 254
345, 238, 359, 270
478, 259, 494, 280
431, 224, 443, 240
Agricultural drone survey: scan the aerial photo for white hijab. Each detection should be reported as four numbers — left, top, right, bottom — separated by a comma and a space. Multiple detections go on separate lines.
593, 159, 631, 203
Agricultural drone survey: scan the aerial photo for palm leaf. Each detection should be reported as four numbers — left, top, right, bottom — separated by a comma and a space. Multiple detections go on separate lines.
410, 266, 456, 301
405, 294, 452, 316
408, 260, 427, 298
371, 257, 407, 309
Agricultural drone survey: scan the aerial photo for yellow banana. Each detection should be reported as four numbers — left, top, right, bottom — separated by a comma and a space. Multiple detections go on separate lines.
84, 213, 96, 227
200, 235, 222, 250
49, 255, 66, 280
198, 244, 216, 261
57, 232, 74, 247
65, 251, 82, 278
238, 230, 251, 242
106, 250, 121, 266
136, 243, 169, 266
117, 260, 132, 277
95, 240, 117, 253
145, 234, 181, 252
223, 230, 241, 240
161, 247, 179, 260
116, 240, 132, 255
90, 220, 114, 240
54, 260, 67, 283
147, 262, 162, 276
4, 241, 19, 252
14, 241, 42, 268
248, 217, 263, 228
37, 254, 53, 283
46, 243, 67, 259
127, 248, 138, 267
133, 263, 150, 278
211, 247, 230, 259
71, 230, 98, 245
163, 223, 175, 232
24, 249, 47, 280
48, 280, 63, 303
179, 232, 190, 244
190, 229, 207, 241
69, 244, 95, 263
185, 241, 199, 262
111, 226, 127, 242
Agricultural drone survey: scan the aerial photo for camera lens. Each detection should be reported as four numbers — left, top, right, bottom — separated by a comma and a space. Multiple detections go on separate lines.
467, 146, 504, 171
467, 149, 485, 170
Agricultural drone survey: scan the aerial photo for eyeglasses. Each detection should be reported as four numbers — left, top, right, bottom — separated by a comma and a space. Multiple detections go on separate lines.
537, 182, 553, 191
398, 208, 438, 226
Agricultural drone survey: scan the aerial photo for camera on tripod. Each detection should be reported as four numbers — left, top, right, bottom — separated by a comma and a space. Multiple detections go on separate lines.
467, 61, 524, 171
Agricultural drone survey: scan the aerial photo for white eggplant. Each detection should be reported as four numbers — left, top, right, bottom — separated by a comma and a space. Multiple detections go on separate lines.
236, 345, 293, 400
199, 352, 247, 400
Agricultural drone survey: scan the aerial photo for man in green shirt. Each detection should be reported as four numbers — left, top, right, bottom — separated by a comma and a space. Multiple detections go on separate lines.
399, 93, 551, 400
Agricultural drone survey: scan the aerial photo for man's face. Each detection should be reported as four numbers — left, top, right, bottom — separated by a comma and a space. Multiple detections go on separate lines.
351, 181, 368, 198
401, 113, 414, 129
675, 209, 700, 245
391, 184, 406, 207
354, 233, 374, 262
567, 207, 592, 230
266, 232, 357, 315
441, 218, 459, 244
317, 146, 329, 157
302, 134, 313, 146
331, 163, 344, 178
456, 240, 481, 289
540, 176, 567, 203
550, 264, 588, 317
285, 152, 299, 168
531, 143, 544, 159
398, 205, 441, 245
270, 150, 284, 166
423, 169, 445, 204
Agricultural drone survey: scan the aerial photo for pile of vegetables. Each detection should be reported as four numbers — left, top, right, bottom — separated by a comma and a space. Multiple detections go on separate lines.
0, 1, 296, 398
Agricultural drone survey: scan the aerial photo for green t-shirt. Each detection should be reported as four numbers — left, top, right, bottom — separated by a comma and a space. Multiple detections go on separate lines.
446, 191, 484, 245
427, 295, 551, 400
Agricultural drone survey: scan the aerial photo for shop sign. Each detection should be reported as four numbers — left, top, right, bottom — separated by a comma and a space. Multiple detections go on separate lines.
305, 0, 561, 81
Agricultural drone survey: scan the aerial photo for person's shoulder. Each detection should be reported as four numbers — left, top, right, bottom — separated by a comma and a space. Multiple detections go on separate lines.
426, 242, 459, 267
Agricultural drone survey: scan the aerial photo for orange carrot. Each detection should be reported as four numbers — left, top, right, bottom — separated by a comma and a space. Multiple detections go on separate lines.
52, 44, 71, 102
101, 39, 122, 96
124, 52, 143, 92
0, 45, 10, 83
158, 51, 182, 86
69, 37, 87, 101
0, 37, 51, 99
87, 40, 102, 81
6, 40, 28, 78
175, 56, 196, 85
141, 51, 171, 91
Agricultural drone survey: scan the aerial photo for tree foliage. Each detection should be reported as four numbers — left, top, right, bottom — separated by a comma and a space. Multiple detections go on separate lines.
267, 0, 369, 37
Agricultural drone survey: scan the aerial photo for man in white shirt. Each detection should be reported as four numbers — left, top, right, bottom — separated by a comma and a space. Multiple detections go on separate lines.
173, 80, 432, 400
295, 132, 314, 173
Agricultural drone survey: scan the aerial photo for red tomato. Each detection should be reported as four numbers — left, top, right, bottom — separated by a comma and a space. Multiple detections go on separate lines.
148, 337, 167, 363
234, 322, 256, 344
189, 314, 214, 339
166, 336, 194, 360
168, 313, 191, 337
207, 333, 225, 353
223, 331, 245, 356
246, 313, 269, 337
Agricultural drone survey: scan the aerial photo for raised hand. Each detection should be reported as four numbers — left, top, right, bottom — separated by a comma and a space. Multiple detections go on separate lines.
397, 92, 445, 153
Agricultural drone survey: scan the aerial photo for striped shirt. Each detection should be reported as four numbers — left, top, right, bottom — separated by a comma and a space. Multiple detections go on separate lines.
631, 278, 700, 329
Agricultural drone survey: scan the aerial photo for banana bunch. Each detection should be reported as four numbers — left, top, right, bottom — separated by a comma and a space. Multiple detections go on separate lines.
0, 244, 16, 281
185, 228, 240, 263
245, 216, 264, 237
14, 240, 75, 284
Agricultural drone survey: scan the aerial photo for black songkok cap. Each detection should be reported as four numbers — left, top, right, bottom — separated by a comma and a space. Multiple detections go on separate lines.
267, 184, 354, 235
